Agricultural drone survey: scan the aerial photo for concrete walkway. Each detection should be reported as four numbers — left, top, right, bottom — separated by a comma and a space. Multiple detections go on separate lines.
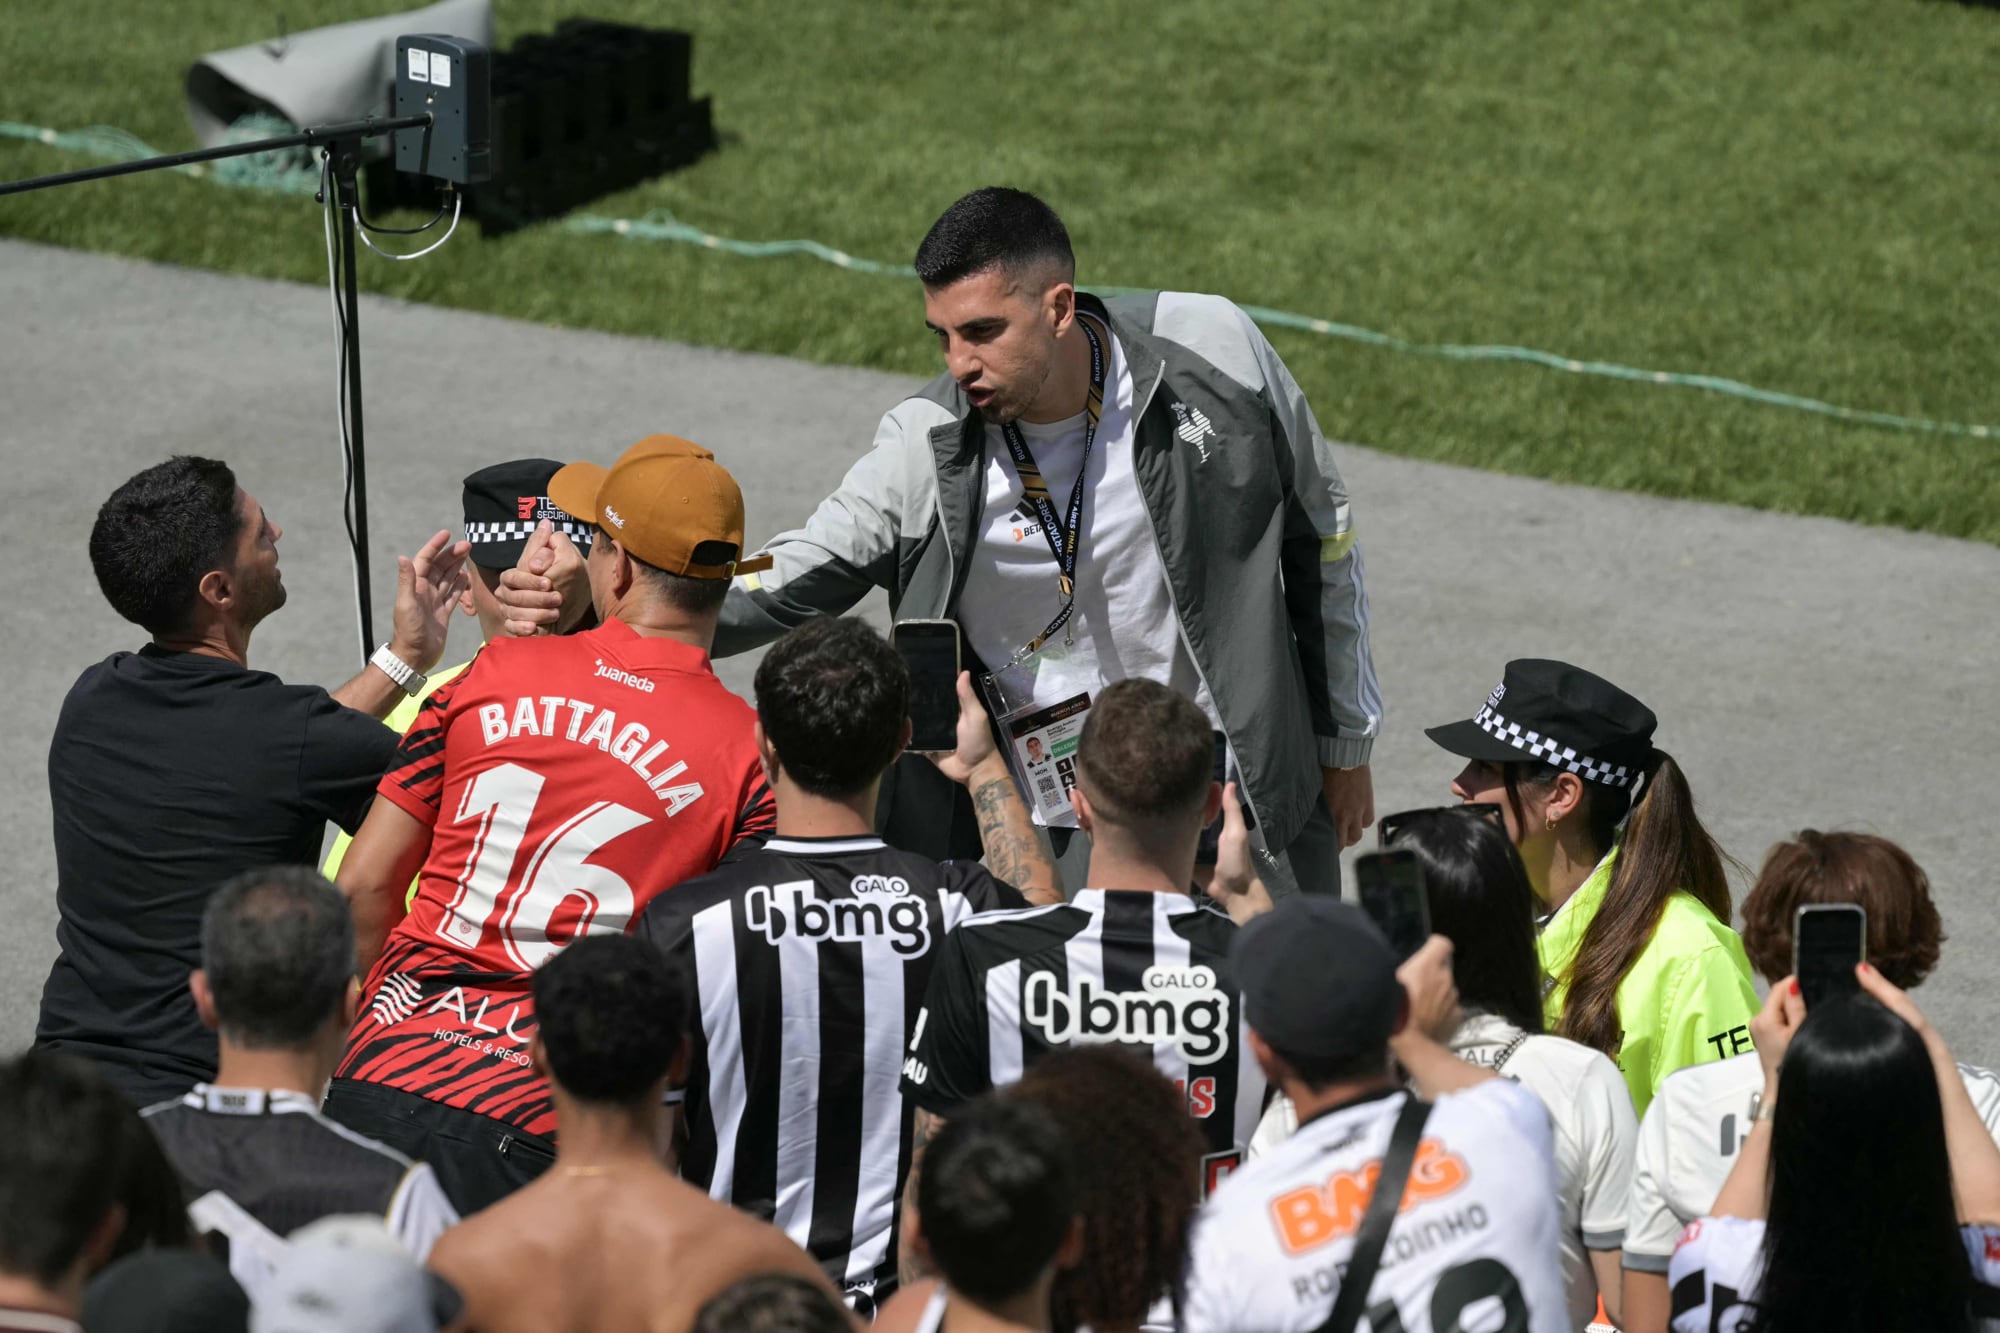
4, 239, 1995, 1061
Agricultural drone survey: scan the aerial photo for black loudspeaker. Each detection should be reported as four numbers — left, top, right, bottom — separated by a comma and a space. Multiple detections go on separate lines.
369, 19, 714, 234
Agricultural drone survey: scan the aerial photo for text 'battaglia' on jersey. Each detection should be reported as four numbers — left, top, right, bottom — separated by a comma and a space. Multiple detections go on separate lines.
335, 625, 774, 1141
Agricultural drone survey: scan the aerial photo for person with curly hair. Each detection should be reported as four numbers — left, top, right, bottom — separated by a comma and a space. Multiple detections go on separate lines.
1620, 831, 2000, 1333
1004, 1047, 1204, 1333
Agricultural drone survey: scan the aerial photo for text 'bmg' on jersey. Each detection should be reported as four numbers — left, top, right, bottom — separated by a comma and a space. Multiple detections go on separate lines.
636, 835, 1024, 1309
901, 888, 1267, 1190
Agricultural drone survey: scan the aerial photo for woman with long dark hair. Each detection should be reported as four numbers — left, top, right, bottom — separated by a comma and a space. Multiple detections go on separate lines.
1426, 659, 1757, 1115
1669, 966, 2000, 1332
1390, 806, 1637, 1332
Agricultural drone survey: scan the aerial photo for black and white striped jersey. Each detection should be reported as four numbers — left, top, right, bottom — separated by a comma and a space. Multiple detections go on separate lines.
141, 1084, 458, 1297
901, 888, 1267, 1193
633, 834, 1025, 1310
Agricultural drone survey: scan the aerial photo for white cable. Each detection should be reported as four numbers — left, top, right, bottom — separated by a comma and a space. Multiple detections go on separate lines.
321, 151, 367, 658
350, 186, 462, 260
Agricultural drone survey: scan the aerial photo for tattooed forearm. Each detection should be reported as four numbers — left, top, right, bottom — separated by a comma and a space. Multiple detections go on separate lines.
971, 774, 1063, 905
900, 1108, 948, 1285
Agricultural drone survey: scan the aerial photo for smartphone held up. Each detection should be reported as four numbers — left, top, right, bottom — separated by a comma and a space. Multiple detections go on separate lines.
892, 619, 961, 753
1355, 849, 1430, 962
1794, 903, 1866, 1010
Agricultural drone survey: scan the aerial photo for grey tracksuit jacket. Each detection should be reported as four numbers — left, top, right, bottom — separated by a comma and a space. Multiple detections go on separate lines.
716, 290, 1381, 854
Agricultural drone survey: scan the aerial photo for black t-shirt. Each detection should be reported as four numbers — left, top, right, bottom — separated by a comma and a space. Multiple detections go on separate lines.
37, 647, 396, 1104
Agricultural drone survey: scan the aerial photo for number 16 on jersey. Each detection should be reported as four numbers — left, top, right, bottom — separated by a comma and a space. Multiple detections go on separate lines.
436, 761, 653, 968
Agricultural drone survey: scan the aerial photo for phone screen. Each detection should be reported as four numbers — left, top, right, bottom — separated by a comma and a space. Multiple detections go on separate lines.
893, 621, 961, 753
1795, 904, 1866, 1010
1354, 850, 1430, 961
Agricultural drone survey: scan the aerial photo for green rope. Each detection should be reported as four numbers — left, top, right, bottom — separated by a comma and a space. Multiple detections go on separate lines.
4, 118, 1992, 441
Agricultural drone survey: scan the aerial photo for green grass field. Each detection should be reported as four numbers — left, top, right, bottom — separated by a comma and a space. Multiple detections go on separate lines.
4, 0, 1998, 541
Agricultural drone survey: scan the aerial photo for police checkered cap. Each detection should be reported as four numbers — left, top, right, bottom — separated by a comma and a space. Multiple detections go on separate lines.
1424, 658, 1656, 789
461, 458, 591, 569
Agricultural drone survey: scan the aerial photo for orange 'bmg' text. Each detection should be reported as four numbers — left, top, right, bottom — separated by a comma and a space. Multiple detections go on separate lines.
1267, 1139, 1470, 1255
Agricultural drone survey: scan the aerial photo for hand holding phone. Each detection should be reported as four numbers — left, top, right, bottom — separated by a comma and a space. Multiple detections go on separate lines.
1355, 849, 1431, 962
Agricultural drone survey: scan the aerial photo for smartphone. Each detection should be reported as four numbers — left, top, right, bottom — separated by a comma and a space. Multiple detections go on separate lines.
1354, 850, 1430, 961
1794, 903, 1866, 1010
892, 620, 961, 753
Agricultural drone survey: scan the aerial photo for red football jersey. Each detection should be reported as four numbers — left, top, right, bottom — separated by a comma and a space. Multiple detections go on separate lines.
337, 620, 773, 1137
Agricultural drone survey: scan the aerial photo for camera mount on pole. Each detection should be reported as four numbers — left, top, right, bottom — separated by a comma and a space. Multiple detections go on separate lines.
0, 36, 490, 663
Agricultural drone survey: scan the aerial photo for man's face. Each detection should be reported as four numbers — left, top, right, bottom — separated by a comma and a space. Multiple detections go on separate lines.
1027, 738, 1045, 761
923, 265, 1065, 424
228, 489, 286, 628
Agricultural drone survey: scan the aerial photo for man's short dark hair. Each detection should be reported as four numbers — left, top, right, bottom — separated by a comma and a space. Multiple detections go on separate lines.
920, 1097, 1075, 1305
89, 456, 242, 635
532, 934, 686, 1105
630, 554, 731, 616
1075, 679, 1213, 831
754, 618, 909, 798
0, 1051, 135, 1286
692, 1274, 849, 1333
1260, 1038, 1395, 1092
202, 866, 355, 1048
914, 187, 1075, 289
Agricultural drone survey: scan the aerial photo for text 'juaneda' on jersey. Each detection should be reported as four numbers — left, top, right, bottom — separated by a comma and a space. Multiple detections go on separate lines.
474, 693, 704, 814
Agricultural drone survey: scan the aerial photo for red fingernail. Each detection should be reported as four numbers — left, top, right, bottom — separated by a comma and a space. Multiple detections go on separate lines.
1790, 979, 1800, 995
1859, 962, 1872, 974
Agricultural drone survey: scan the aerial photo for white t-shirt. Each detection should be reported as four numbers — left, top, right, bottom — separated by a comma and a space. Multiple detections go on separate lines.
1667, 1215, 2000, 1331
1452, 1014, 1637, 1331
1624, 1050, 2000, 1270
955, 324, 1216, 724
1181, 1080, 1569, 1333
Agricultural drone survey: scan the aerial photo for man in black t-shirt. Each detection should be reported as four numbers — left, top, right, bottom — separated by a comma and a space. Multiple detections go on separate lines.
38, 456, 470, 1106
635, 617, 1056, 1312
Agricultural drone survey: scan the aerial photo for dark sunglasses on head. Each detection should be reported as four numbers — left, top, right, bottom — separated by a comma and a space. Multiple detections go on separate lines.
1378, 803, 1503, 847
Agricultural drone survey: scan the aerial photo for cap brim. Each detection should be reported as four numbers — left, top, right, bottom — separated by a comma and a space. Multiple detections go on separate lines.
547, 462, 608, 527
1424, 718, 1526, 765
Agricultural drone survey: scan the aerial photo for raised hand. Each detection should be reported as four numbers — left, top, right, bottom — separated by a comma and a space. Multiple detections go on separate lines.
392, 529, 471, 672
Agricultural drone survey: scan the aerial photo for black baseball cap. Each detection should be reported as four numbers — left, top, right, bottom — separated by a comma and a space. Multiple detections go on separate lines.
1232, 898, 1404, 1065
1425, 658, 1656, 791
462, 458, 593, 571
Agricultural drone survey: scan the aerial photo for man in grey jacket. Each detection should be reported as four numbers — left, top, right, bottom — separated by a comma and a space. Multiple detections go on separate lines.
500, 189, 1380, 894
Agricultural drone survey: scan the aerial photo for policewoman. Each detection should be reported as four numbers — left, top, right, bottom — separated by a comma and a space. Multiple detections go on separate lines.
1425, 659, 1756, 1115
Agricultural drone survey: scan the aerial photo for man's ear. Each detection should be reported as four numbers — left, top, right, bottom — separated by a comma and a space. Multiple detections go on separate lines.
612, 540, 638, 601
196, 567, 233, 613
1046, 278, 1076, 334
1054, 1214, 1086, 1270
1247, 1028, 1289, 1085
667, 1034, 691, 1089
341, 978, 360, 1029
528, 1032, 549, 1080
1201, 781, 1224, 828
754, 721, 781, 788
81, 1203, 127, 1274
891, 716, 912, 766
190, 970, 219, 1033
1070, 785, 1095, 833
1390, 991, 1411, 1040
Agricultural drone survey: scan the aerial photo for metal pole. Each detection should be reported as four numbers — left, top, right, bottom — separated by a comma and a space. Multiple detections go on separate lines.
331, 144, 375, 661
0, 116, 433, 197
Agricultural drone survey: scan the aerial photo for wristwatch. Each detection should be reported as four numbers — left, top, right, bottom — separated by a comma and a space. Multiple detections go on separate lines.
1748, 1089, 1777, 1124
370, 644, 428, 697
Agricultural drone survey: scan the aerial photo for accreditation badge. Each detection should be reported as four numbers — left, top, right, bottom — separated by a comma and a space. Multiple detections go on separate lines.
981, 644, 1095, 829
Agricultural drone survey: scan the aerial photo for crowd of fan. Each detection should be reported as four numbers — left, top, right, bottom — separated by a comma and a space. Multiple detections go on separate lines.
11, 187, 2000, 1333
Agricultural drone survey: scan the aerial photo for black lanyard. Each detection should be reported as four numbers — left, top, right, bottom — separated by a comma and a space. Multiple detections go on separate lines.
999, 315, 1106, 660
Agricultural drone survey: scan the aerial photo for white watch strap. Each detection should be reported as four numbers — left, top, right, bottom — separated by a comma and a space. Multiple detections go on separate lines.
370, 644, 427, 697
